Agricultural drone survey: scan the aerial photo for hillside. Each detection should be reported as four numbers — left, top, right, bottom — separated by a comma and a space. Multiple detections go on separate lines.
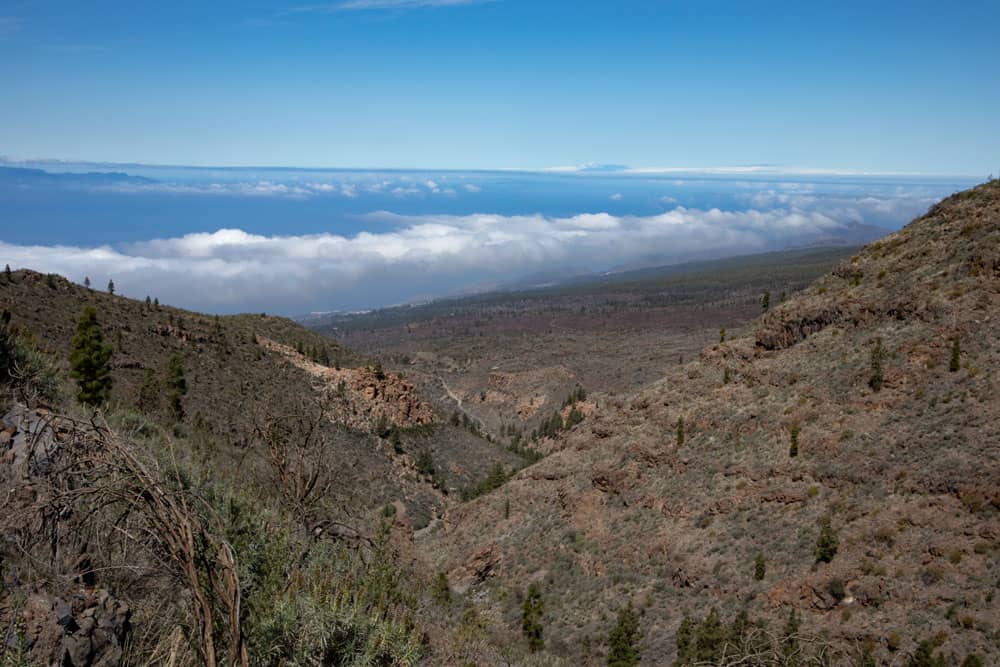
0, 270, 535, 665
0, 271, 521, 527
415, 180, 1000, 664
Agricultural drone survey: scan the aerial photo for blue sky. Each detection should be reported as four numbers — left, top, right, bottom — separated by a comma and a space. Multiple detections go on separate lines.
1, 0, 998, 174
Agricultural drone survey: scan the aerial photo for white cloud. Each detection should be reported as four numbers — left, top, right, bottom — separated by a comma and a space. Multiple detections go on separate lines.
1, 205, 863, 314
609, 193, 623, 201
94, 177, 462, 199
463, 183, 482, 193
737, 188, 939, 225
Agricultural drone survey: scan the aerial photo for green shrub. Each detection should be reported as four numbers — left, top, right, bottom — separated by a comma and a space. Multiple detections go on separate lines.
0, 312, 60, 406
753, 553, 766, 581
907, 639, 946, 667
432, 572, 451, 607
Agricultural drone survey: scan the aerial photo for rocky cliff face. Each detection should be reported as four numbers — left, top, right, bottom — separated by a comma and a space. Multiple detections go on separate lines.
416, 181, 1000, 664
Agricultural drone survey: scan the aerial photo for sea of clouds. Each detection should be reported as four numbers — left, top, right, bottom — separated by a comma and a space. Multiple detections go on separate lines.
0, 163, 970, 313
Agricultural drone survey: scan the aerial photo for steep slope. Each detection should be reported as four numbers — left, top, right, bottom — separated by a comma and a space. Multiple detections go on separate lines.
0, 272, 518, 523
418, 181, 1000, 664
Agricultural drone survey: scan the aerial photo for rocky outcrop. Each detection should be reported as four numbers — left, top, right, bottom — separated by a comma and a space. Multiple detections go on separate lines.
20, 589, 131, 667
350, 366, 434, 426
257, 336, 434, 430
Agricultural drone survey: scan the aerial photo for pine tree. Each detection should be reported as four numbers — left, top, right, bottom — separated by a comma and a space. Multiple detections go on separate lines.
676, 417, 685, 446
694, 608, 725, 663
69, 306, 113, 407
145, 295, 152, 310
107, 279, 115, 295
84, 276, 91, 290
949, 336, 961, 372
761, 291, 771, 312
164, 354, 188, 422
754, 553, 766, 581
675, 613, 694, 665
719, 327, 726, 343
521, 583, 544, 652
606, 602, 642, 667
815, 516, 839, 563
869, 338, 884, 392
153, 297, 160, 310
788, 423, 800, 457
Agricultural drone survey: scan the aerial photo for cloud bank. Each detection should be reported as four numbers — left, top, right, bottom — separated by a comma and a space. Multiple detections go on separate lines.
1, 205, 876, 314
